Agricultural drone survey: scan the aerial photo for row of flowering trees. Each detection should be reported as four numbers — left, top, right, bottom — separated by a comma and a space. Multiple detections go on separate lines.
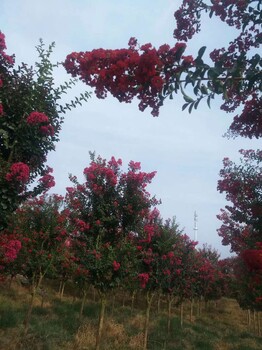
63, 0, 262, 316
0, 0, 261, 346
2, 154, 232, 349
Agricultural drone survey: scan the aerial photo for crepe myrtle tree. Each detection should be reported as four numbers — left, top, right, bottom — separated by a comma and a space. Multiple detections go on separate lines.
233, 254, 262, 313
0, 232, 21, 280
152, 218, 195, 334
132, 208, 163, 350
65, 153, 158, 350
0, 32, 90, 231
64, 0, 261, 138
5, 194, 68, 333
217, 148, 262, 308
196, 245, 226, 304
217, 149, 262, 254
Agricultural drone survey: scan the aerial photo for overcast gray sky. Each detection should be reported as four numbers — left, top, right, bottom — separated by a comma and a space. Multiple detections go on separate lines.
1, 0, 260, 258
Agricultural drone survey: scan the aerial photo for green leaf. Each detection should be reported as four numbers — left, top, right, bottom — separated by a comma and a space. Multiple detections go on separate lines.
188, 103, 194, 114
183, 95, 194, 103
197, 46, 206, 60
200, 85, 208, 95
182, 103, 189, 111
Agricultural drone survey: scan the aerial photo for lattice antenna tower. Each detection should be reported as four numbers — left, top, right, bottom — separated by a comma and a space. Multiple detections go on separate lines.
193, 211, 198, 242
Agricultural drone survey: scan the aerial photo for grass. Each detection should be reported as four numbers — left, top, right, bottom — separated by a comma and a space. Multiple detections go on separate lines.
0, 279, 262, 349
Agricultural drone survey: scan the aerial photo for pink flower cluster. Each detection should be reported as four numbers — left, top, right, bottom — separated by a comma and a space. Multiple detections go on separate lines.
6, 162, 30, 184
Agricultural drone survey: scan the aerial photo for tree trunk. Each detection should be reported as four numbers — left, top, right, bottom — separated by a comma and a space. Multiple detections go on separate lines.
180, 302, 184, 328
167, 295, 173, 336
190, 299, 194, 323
111, 294, 116, 316
60, 281, 66, 298
258, 312, 261, 336
23, 273, 43, 334
122, 292, 126, 307
8, 275, 14, 289
79, 289, 87, 318
93, 286, 97, 302
95, 293, 106, 350
198, 298, 202, 316
131, 290, 136, 315
58, 280, 62, 295
157, 292, 161, 314
143, 292, 154, 350
247, 309, 251, 327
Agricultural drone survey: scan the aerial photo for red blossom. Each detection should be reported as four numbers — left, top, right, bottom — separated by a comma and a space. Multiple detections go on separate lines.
64, 39, 189, 117
39, 125, 55, 136
26, 111, 49, 125
138, 272, 149, 288
38, 167, 55, 191
113, 260, 121, 271
6, 162, 30, 184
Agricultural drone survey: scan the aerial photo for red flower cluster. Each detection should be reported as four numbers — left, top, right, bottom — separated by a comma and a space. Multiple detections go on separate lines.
26, 111, 49, 124
26, 111, 55, 137
39, 125, 55, 136
113, 260, 121, 271
174, 1, 261, 139
0, 236, 21, 263
38, 167, 55, 190
0, 31, 14, 67
138, 272, 149, 288
6, 162, 30, 184
229, 93, 262, 138
64, 39, 192, 116
83, 156, 120, 188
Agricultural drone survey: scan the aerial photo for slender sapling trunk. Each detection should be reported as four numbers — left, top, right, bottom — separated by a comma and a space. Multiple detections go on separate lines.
95, 292, 106, 350
143, 292, 154, 350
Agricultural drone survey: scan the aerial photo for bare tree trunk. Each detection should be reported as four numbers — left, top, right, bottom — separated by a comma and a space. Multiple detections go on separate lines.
58, 280, 62, 295
122, 291, 126, 307
23, 273, 43, 334
167, 295, 173, 336
247, 309, 251, 326
79, 289, 87, 318
95, 293, 106, 350
198, 298, 202, 316
258, 312, 261, 336
93, 286, 96, 302
157, 292, 161, 314
111, 293, 116, 316
180, 302, 184, 328
190, 299, 194, 323
131, 290, 136, 315
60, 281, 66, 298
143, 292, 154, 350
